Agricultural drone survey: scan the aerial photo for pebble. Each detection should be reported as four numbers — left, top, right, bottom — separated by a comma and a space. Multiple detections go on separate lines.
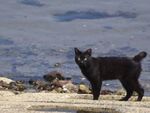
0, 77, 125, 96
78, 84, 91, 94
54, 63, 62, 68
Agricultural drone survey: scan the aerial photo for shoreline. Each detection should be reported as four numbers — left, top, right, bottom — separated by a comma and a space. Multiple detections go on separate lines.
0, 77, 150, 113
0, 90, 150, 113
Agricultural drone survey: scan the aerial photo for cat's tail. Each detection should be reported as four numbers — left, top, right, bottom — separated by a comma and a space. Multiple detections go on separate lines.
133, 51, 147, 62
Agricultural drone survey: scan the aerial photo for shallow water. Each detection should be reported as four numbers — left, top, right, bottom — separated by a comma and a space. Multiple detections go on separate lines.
31, 107, 119, 113
0, 0, 150, 95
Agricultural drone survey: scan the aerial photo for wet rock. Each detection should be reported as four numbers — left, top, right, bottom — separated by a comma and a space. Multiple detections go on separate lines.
29, 80, 52, 91
78, 84, 92, 94
43, 71, 65, 82
9, 82, 26, 91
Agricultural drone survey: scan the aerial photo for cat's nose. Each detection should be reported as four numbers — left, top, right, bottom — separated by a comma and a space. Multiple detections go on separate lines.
81, 61, 84, 64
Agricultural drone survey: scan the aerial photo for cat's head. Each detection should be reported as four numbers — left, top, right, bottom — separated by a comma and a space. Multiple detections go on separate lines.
74, 48, 92, 66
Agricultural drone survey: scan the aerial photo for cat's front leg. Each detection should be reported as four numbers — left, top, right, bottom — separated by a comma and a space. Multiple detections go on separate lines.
91, 81, 102, 100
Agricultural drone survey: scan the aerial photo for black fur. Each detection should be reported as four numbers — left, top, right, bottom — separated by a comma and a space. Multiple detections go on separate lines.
74, 48, 147, 101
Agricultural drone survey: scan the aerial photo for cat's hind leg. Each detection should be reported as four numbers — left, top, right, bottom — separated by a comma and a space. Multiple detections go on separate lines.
119, 79, 134, 101
131, 79, 144, 101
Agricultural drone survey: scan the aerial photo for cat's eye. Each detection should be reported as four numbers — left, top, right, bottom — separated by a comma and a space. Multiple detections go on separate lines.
84, 58, 87, 61
78, 57, 81, 61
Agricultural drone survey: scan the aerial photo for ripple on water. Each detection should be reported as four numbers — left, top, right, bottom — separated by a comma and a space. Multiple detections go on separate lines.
20, 0, 44, 7
0, 37, 14, 45
54, 10, 137, 22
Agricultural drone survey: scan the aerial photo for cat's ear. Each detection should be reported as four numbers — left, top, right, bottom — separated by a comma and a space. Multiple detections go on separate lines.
85, 48, 92, 56
74, 48, 81, 55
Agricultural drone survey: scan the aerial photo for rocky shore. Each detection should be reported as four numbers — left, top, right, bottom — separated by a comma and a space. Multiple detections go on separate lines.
0, 72, 150, 113
0, 71, 115, 95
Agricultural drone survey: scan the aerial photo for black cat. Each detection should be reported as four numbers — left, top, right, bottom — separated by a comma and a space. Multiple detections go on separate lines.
74, 48, 147, 101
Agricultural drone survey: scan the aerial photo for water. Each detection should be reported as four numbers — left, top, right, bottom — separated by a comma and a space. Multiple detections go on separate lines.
31, 107, 119, 113
0, 0, 150, 95
54, 10, 137, 22
20, 0, 44, 7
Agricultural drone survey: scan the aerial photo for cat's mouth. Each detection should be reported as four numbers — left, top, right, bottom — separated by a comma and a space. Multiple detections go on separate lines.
79, 62, 87, 67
